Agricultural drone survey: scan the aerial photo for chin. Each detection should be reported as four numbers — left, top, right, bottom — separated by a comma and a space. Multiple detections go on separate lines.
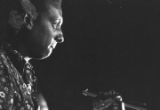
40, 48, 54, 60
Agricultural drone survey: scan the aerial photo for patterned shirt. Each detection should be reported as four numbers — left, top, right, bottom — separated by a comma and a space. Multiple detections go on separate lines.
0, 49, 38, 110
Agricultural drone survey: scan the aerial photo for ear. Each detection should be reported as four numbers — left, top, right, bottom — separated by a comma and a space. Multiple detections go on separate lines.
8, 10, 34, 31
24, 13, 33, 30
8, 10, 25, 30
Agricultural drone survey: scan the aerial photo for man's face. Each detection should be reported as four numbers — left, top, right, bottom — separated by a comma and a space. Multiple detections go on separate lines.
17, 0, 64, 59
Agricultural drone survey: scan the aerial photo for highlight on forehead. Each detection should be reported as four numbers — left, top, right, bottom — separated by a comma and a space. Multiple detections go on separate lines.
45, 0, 62, 9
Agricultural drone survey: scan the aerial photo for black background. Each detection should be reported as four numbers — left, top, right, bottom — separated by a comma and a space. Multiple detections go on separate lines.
33, 0, 159, 110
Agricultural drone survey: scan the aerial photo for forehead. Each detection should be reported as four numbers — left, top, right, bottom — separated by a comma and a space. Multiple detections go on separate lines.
32, 0, 62, 17
32, 0, 62, 10
47, 5, 62, 17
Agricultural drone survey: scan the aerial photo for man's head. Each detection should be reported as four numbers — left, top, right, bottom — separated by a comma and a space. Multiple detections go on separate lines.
0, 0, 64, 60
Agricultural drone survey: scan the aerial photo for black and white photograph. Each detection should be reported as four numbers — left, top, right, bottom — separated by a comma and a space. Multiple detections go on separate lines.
0, 0, 158, 110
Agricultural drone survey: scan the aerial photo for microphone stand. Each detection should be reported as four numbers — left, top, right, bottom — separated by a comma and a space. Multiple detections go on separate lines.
123, 102, 147, 110
82, 89, 148, 110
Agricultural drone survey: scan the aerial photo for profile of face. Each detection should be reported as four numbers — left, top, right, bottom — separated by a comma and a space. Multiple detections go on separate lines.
8, 0, 64, 60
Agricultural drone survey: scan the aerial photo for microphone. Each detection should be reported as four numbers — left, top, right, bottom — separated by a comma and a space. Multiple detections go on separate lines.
82, 89, 97, 98
82, 89, 148, 110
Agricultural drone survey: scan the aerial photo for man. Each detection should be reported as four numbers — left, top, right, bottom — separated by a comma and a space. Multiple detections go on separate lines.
0, 0, 64, 109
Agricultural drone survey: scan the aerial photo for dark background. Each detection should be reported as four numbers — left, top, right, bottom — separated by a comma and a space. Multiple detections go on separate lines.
33, 0, 159, 110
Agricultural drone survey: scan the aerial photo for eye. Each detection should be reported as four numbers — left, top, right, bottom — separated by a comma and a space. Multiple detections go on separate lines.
51, 19, 61, 29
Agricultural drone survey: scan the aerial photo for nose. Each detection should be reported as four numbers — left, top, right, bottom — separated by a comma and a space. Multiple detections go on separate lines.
54, 33, 64, 43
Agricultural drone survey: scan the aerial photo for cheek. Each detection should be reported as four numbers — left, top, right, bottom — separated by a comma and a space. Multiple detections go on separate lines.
41, 20, 59, 45
31, 20, 51, 46
43, 20, 56, 38
42, 22, 55, 46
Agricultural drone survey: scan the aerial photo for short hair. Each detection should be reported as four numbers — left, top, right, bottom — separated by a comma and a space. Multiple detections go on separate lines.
0, 0, 62, 44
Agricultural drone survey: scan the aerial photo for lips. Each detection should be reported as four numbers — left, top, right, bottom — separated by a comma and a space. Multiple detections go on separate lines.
48, 38, 57, 49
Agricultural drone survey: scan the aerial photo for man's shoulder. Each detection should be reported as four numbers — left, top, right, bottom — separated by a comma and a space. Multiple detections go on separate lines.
0, 49, 13, 109
0, 49, 8, 72
0, 49, 7, 63
0, 49, 11, 88
0, 50, 7, 74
